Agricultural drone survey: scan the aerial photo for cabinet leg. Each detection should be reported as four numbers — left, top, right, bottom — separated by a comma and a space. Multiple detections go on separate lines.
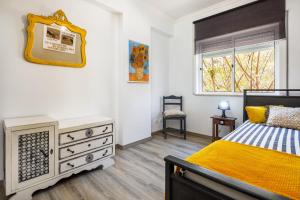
216, 124, 219, 140
10, 191, 33, 200
232, 124, 235, 131
212, 123, 215, 142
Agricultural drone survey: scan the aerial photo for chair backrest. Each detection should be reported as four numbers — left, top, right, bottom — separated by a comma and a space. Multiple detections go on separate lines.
163, 95, 183, 111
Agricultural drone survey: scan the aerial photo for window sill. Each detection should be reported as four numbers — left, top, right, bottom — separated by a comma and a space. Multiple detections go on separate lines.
194, 91, 280, 97
194, 92, 243, 97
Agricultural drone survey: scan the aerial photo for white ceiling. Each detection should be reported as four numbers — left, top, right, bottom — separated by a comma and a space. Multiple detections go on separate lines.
142, 0, 225, 19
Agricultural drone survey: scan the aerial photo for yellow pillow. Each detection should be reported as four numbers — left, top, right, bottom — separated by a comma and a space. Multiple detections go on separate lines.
245, 106, 267, 123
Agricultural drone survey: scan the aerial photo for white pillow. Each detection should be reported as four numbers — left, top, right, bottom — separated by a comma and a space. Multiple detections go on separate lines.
164, 109, 185, 117
266, 106, 300, 130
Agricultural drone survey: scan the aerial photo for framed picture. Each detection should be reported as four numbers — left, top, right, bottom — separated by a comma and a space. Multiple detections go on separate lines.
128, 40, 149, 83
24, 10, 87, 68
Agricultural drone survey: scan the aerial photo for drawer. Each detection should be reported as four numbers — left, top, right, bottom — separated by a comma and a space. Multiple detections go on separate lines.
59, 135, 113, 159
59, 146, 113, 174
218, 120, 232, 126
59, 124, 113, 145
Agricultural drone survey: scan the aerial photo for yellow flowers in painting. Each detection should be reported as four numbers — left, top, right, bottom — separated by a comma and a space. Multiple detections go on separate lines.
129, 40, 149, 82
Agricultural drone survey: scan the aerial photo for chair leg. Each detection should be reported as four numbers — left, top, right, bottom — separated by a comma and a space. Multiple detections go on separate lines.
180, 119, 183, 134
163, 118, 167, 139
183, 118, 186, 140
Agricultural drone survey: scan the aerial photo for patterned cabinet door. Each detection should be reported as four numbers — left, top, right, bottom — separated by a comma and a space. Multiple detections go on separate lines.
11, 126, 55, 191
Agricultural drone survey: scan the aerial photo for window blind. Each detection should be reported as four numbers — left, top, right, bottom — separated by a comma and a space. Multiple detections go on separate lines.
197, 23, 279, 54
194, 0, 286, 54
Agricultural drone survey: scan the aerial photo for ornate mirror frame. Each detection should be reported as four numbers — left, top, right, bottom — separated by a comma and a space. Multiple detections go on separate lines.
24, 10, 87, 68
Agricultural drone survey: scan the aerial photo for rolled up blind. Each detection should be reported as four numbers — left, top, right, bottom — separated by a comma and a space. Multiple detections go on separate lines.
194, 0, 286, 54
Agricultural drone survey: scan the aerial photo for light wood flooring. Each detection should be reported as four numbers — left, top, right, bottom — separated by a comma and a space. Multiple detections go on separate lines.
1, 133, 210, 200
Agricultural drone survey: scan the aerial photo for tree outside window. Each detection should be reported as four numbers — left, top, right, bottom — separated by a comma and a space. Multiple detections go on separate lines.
201, 43, 275, 93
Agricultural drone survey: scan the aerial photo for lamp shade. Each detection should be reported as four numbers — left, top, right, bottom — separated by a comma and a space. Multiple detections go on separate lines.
218, 101, 230, 110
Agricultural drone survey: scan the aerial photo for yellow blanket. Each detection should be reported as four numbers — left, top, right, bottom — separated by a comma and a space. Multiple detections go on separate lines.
186, 140, 300, 200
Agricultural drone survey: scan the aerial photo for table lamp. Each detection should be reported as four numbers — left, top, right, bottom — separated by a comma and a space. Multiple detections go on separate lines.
218, 101, 230, 118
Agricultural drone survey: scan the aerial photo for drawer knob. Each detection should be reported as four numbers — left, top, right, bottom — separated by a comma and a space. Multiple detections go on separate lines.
67, 148, 75, 154
67, 134, 75, 140
86, 153, 94, 163
88, 144, 91, 147
102, 149, 108, 157
85, 128, 94, 137
67, 163, 75, 168
103, 127, 108, 133
103, 138, 109, 145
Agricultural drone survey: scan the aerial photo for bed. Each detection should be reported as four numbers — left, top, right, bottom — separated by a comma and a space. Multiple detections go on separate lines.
164, 89, 300, 200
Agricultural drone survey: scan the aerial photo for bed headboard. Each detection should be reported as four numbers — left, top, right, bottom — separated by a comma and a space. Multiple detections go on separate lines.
243, 89, 300, 122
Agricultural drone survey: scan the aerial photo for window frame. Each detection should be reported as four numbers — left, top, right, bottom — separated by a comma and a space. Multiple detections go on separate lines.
194, 40, 285, 96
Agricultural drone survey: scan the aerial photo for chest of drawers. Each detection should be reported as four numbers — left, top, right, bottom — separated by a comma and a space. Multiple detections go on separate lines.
4, 115, 115, 200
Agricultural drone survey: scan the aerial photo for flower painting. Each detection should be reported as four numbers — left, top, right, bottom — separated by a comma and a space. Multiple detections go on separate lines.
129, 40, 149, 82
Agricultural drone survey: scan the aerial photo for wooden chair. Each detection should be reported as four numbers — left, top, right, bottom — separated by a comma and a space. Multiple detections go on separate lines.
162, 95, 186, 139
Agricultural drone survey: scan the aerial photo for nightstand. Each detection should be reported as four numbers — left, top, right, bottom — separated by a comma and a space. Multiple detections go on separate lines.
211, 115, 237, 142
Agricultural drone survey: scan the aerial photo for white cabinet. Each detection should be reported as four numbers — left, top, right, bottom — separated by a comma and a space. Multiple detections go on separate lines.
4, 116, 115, 200
11, 126, 55, 191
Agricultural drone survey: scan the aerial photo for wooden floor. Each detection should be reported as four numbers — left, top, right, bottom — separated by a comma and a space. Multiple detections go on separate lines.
2, 133, 210, 200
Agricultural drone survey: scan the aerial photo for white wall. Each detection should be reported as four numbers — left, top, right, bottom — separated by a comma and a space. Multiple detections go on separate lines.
169, 0, 300, 136
151, 29, 170, 132
0, 0, 174, 180
287, 0, 300, 89
91, 0, 174, 145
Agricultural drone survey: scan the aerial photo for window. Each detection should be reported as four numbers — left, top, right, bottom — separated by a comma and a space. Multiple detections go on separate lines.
198, 42, 276, 94
193, 0, 286, 95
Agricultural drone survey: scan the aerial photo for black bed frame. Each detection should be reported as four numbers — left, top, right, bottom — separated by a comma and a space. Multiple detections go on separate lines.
165, 89, 300, 200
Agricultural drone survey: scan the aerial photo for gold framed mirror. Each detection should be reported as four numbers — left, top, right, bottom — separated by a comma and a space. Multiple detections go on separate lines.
24, 10, 87, 68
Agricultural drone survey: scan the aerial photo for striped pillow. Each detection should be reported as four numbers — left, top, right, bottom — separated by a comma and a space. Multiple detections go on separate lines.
266, 106, 300, 130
